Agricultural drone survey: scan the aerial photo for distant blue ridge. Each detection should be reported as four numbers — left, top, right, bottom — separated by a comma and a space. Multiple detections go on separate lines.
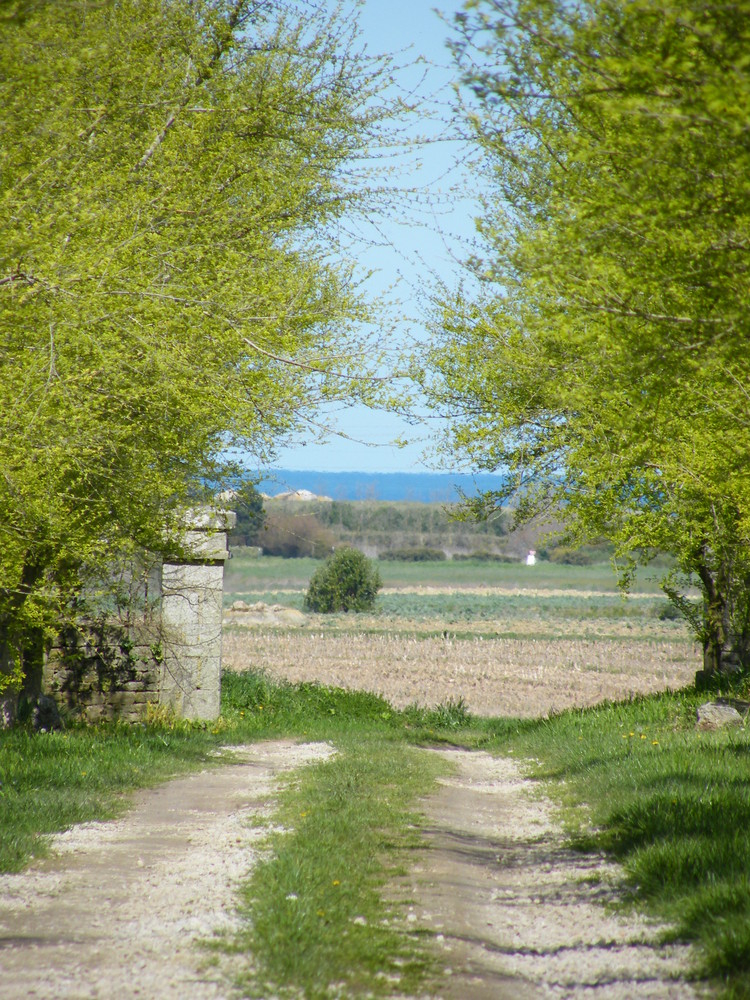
254, 469, 508, 503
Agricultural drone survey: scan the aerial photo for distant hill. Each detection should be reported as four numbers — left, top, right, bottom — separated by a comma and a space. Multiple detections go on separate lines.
255, 469, 508, 503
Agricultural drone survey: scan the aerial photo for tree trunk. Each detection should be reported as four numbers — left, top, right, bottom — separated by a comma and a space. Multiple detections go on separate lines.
0, 557, 46, 703
696, 557, 743, 682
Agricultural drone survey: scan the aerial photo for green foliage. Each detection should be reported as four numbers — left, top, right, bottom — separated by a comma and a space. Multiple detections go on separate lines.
259, 511, 337, 559
304, 548, 382, 613
452, 551, 518, 562
295, 498, 511, 552
548, 548, 593, 567
379, 546, 447, 562
227, 484, 266, 549
422, 696, 470, 731
224, 551, 666, 598
424, 0, 750, 674
0, 0, 396, 675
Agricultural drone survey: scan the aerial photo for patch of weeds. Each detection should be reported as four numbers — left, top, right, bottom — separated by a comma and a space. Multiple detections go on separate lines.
424, 697, 471, 731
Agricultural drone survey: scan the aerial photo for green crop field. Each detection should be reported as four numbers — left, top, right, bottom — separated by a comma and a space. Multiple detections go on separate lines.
224, 552, 671, 595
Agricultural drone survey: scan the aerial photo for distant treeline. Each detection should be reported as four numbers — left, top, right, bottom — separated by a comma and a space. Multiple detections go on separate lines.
229, 495, 617, 564
233, 496, 512, 560
312, 500, 508, 538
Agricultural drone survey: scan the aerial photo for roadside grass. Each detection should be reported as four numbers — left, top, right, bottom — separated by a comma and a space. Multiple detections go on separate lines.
0, 721, 219, 872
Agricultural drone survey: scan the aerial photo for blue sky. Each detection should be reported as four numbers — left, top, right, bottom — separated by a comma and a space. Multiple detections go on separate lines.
266, 0, 481, 475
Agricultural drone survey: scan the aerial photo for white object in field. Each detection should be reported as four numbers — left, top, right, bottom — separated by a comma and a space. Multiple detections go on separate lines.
525, 550, 536, 566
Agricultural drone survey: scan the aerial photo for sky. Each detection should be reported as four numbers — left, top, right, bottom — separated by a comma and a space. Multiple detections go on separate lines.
258, 0, 483, 476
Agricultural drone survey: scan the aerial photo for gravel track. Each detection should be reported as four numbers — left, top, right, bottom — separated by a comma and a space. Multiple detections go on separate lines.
401, 750, 701, 999
0, 741, 333, 999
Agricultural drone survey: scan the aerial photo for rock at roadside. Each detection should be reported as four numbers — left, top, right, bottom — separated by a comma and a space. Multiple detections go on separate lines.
696, 700, 746, 731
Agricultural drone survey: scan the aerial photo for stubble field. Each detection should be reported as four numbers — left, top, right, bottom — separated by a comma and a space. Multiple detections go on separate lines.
221, 557, 700, 717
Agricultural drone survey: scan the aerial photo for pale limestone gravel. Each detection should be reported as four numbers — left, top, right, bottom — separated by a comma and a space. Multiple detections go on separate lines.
0, 740, 333, 1000
400, 750, 704, 1000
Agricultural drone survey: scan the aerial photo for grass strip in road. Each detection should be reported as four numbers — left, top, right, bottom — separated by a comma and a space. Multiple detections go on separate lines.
230, 734, 446, 999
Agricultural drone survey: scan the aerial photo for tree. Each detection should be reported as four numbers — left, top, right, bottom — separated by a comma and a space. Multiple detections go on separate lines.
0, 0, 396, 688
422, 0, 750, 677
228, 484, 266, 548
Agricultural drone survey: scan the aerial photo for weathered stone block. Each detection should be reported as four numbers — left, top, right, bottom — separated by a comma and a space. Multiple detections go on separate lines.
697, 700, 747, 730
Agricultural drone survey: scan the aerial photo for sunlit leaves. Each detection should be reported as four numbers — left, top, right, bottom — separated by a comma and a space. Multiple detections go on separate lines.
0, 0, 395, 663
424, 0, 750, 663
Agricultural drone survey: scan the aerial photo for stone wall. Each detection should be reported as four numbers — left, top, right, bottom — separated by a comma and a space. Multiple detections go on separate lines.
43, 621, 161, 724
41, 507, 235, 724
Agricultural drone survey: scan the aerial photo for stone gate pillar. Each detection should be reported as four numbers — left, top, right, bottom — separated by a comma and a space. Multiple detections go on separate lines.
159, 507, 236, 720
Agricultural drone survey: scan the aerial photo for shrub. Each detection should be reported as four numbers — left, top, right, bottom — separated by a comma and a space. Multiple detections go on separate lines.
379, 547, 446, 562
548, 547, 594, 566
657, 601, 683, 621
452, 551, 518, 562
304, 548, 382, 613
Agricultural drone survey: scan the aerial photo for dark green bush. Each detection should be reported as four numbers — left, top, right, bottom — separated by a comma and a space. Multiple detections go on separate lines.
452, 551, 518, 563
303, 548, 382, 613
657, 601, 683, 621
548, 547, 594, 566
227, 481, 266, 547
379, 547, 446, 562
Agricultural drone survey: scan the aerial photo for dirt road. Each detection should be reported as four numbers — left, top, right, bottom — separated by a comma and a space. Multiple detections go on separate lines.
0, 743, 700, 999
0, 741, 333, 999
402, 750, 700, 999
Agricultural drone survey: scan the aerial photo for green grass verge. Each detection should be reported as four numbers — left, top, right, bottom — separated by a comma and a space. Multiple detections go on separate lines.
0, 721, 220, 872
